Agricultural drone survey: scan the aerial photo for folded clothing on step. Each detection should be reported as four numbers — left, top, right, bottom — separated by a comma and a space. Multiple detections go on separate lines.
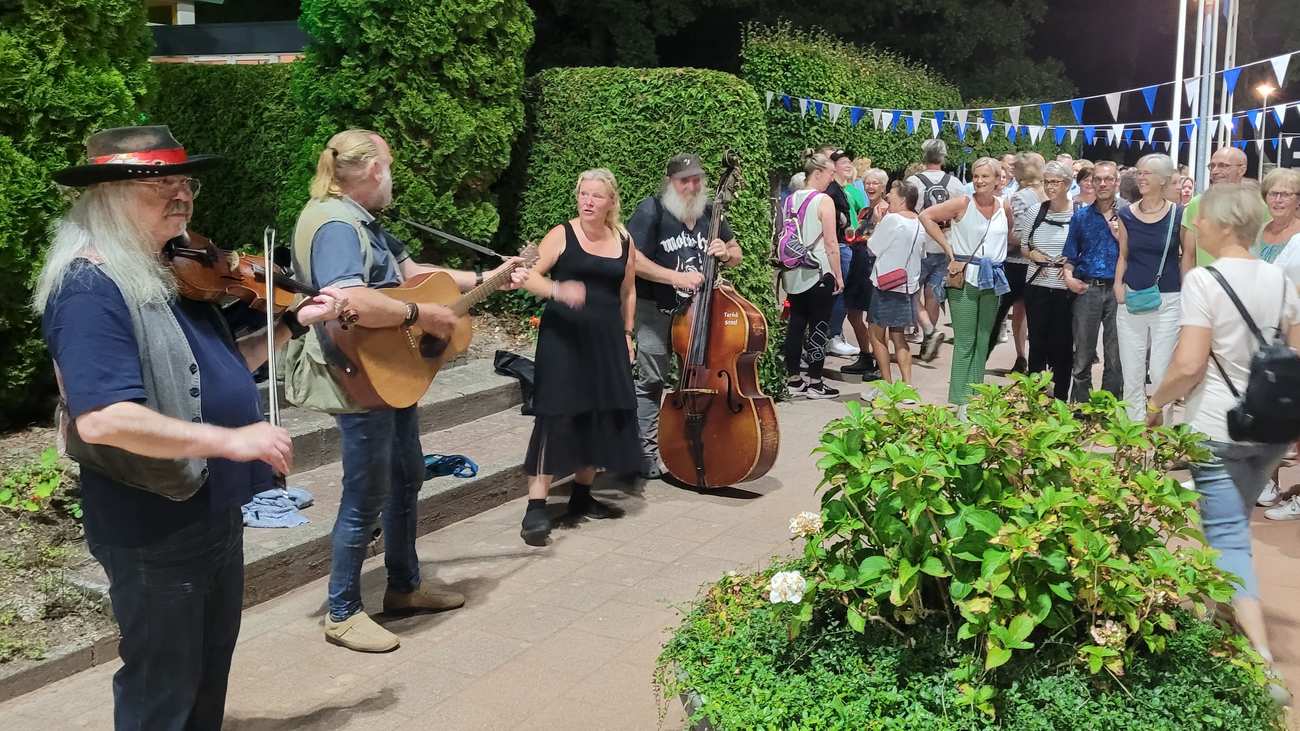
241, 486, 314, 528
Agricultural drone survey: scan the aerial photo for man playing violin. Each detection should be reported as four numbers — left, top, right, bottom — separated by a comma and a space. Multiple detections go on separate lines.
286, 129, 528, 653
34, 125, 347, 730
626, 153, 742, 480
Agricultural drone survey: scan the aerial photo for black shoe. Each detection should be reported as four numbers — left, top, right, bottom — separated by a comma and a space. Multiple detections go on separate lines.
804, 381, 840, 399
840, 355, 876, 375
859, 369, 882, 382
569, 495, 618, 520
638, 459, 663, 480
520, 506, 552, 546
1010, 357, 1028, 374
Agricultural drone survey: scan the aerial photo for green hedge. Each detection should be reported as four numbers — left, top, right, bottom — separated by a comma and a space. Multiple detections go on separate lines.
145, 63, 305, 248
512, 66, 786, 395
295, 0, 534, 265
741, 23, 1065, 179
0, 0, 154, 427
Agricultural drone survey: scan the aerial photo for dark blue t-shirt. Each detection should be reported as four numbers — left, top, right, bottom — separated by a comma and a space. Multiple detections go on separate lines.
1118, 204, 1183, 293
43, 261, 270, 547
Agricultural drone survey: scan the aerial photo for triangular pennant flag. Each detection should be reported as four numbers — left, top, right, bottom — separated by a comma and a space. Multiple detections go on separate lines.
1054, 127, 1068, 145
979, 122, 991, 142
957, 109, 969, 124
1039, 103, 1053, 126
981, 109, 995, 128
1141, 86, 1158, 114
1083, 125, 1097, 143
955, 122, 967, 141
1208, 118, 1219, 138
1104, 92, 1122, 121
1008, 105, 1021, 127
873, 108, 884, 130
1123, 129, 1134, 144
1271, 53, 1292, 86
1185, 79, 1200, 108
1219, 112, 1232, 133
1183, 122, 1194, 141
1070, 99, 1085, 124
905, 114, 917, 134
911, 109, 922, 131
1273, 105, 1286, 126
1223, 67, 1243, 95
1069, 128, 1079, 145
889, 110, 902, 130
1269, 139, 1278, 152
811, 101, 823, 118
929, 118, 939, 138
849, 107, 864, 126
1028, 124, 1044, 143
781, 95, 792, 111
1109, 123, 1124, 145
1007, 125, 1017, 142
1167, 120, 1179, 141
1140, 122, 1154, 143
934, 110, 947, 130
1247, 109, 1261, 131
798, 97, 808, 116
765, 91, 774, 108
828, 102, 843, 124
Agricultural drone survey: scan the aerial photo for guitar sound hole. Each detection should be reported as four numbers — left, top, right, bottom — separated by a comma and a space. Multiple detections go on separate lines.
419, 335, 447, 358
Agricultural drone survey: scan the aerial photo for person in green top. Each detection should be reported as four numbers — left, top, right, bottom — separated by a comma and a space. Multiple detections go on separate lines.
1183, 147, 1270, 266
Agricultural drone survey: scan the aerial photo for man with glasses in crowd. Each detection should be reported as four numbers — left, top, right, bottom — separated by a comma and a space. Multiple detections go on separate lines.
1182, 147, 1268, 265
1061, 160, 1125, 402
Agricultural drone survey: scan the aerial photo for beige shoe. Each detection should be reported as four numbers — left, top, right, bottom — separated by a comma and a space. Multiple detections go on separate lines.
324, 611, 399, 653
383, 586, 466, 614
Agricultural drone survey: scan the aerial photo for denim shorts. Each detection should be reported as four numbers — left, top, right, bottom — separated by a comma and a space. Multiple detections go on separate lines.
919, 252, 949, 303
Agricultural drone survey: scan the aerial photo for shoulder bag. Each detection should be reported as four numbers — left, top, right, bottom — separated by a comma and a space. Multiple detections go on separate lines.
1124, 204, 1177, 315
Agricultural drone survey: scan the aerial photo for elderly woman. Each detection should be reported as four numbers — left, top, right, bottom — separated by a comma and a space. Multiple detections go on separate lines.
864, 180, 924, 398
1147, 184, 1299, 689
34, 126, 346, 728
920, 157, 1011, 414
1113, 153, 1195, 421
1021, 160, 1076, 399
781, 151, 844, 400
1073, 165, 1096, 211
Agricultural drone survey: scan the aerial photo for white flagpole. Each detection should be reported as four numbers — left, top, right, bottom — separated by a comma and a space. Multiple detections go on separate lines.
1171, 0, 1188, 165
1189, 0, 1206, 170
1220, 0, 1239, 146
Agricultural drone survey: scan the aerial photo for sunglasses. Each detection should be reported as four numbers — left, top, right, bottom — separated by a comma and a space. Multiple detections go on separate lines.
134, 177, 202, 199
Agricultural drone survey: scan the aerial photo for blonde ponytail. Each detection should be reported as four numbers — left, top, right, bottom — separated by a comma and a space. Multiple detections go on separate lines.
573, 168, 629, 241
309, 128, 382, 200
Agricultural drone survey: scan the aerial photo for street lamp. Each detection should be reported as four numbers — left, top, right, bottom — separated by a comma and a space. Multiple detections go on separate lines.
1258, 83, 1276, 177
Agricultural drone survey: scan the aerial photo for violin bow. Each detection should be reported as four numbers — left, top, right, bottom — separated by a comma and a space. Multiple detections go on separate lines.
262, 226, 288, 494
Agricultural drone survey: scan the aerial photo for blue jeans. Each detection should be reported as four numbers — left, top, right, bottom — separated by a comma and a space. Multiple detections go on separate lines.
830, 243, 853, 338
88, 508, 243, 731
1191, 440, 1289, 600
328, 406, 424, 621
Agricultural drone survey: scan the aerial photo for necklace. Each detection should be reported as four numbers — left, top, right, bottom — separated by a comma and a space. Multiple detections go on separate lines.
1137, 198, 1167, 214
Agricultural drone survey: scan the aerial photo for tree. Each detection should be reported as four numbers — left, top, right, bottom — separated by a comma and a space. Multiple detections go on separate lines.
0, 0, 155, 427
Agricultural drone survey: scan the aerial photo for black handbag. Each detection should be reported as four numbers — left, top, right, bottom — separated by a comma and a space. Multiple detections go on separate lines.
493, 350, 536, 416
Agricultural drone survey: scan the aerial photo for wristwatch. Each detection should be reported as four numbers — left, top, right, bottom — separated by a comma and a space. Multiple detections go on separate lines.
403, 302, 419, 327
282, 307, 309, 339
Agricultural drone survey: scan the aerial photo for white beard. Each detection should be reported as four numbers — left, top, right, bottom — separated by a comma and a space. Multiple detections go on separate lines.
661, 183, 707, 225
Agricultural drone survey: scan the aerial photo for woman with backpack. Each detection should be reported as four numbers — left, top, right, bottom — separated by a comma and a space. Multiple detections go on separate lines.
779, 151, 844, 399
1020, 161, 1076, 400
1147, 184, 1300, 690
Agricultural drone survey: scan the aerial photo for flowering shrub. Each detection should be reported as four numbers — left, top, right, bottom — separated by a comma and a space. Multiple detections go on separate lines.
795, 375, 1254, 711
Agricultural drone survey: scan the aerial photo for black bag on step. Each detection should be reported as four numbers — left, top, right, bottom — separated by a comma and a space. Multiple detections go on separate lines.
493, 350, 536, 416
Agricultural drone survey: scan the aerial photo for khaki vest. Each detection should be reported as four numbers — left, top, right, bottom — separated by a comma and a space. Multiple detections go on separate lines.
281, 197, 375, 414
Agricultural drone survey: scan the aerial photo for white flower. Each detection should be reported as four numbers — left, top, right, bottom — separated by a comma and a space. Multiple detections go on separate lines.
788, 511, 823, 538
768, 570, 807, 604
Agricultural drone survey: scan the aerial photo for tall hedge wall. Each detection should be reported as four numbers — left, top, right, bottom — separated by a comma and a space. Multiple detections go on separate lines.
295, 0, 534, 264
513, 66, 786, 395
145, 63, 305, 248
741, 24, 1064, 179
0, 0, 155, 427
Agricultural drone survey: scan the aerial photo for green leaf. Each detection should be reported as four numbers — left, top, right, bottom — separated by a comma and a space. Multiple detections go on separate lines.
857, 556, 890, 580
897, 557, 918, 584
985, 638, 1012, 670
1007, 613, 1035, 644
920, 556, 949, 577
846, 606, 866, 633
1048, 581, 1074, 601
957, 621, 977, 640
966, 509, 1003, 536
949, 580, 973, 600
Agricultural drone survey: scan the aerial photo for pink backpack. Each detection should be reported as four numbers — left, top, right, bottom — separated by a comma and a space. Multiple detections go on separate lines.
771, 191, 823, 270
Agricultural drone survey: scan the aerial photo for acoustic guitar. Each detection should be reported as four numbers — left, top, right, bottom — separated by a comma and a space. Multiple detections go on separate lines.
323, 245, 538, 410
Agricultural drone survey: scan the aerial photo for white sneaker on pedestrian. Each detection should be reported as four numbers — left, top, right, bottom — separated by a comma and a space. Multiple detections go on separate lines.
998, 322, 1010, 344
828, 336, 859, 357
859, 387, 879, 402
1266, 495, 1300, 521
1257, 480, 1283, 507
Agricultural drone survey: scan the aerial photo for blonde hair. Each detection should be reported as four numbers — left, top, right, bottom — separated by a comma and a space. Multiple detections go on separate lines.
310, 129, 383, 200
1261, 167, 1300, 198
574, 168, 629, 241
1199, 183, 1270, 244
34, 182, 176, 313
1014, 152, 1045, 185
852, 157, 873, 179
971, 157, 1001, 177
801, 150, 833, 176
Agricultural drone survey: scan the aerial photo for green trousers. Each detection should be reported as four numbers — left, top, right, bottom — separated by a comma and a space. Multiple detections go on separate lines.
947, 283, 999, 404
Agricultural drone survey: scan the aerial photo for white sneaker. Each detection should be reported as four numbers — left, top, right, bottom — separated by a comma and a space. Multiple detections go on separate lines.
998, 322, 1009, 344
828, 336, 860, 357
859, 387, 879, 402
1257, 480, 1282, 507
1265, 495, 1300, 521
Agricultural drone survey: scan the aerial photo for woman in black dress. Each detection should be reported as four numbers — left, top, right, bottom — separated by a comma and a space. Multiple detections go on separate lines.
516, 168, 640, 545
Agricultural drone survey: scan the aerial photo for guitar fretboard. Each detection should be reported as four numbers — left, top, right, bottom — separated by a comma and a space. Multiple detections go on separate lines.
450, 264, 519, 316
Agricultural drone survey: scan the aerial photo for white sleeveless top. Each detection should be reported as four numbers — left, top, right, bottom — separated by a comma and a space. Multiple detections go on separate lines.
949, 195, 1008, 286
782, 189, 833, 295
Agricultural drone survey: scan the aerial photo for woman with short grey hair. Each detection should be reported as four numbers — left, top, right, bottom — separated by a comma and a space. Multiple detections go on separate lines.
1020, 160, 1076, 399
1114, 153, 1195, 420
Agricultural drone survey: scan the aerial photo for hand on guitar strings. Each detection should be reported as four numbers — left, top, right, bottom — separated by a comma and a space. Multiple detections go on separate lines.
418, 303, 459, 339
492, 257, 532, 290
706, 238, 729, 262
292, 286, 351, 327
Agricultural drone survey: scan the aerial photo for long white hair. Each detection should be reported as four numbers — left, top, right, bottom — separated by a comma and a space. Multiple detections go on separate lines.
33, 182, 176, 314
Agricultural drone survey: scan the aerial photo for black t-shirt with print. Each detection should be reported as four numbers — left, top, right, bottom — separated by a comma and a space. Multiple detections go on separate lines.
626, 195, 735, 312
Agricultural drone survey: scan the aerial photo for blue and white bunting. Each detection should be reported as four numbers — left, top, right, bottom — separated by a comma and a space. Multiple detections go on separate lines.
1039, 103, 1053, 126
1054, 127, 1068, 145
1104, 93, 1122, 121
1141, 86, 1158, 114
828, 102, 843, 124
1140, 122, 1154, 143
1071, 99, 1085, 124
1272, 54, 1292, 86
1008, 105, 1021, 127
1223, 67, 1243, 96
765, 91, 773, 108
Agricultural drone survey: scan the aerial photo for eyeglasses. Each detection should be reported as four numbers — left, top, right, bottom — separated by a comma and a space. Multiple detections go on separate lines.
1266, 191, 1299, 200
1044, 179, 1066, 186
1208, 162, 1245, 170
133, 177, 201, 199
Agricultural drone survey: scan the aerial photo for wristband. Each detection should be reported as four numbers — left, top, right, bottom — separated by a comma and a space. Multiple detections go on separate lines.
475, 270, 484, 287
625, 329, 634, 338
550, 281, 558, 300
403, 302, 419, 327
282, 307, 309, 339
1146, 401, 1163, 415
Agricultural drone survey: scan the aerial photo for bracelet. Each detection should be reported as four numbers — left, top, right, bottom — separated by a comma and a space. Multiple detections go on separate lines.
475, 271, 484, 287
1146, 401, 1163, 415
282, 307, 309, 339
550, 280, 558, 300
403, 302, 419, 327
625, 329, 634, 338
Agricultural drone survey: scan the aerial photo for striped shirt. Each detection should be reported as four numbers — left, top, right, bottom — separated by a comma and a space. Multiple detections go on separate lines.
1019, 203, 1072, 290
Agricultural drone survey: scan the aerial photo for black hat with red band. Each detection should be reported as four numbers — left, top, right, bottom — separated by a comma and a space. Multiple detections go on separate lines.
53, 125, 220, 187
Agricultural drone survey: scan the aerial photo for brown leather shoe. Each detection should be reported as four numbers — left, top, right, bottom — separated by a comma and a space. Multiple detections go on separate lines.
383, 586, 466, 614
324, 611, 399, 653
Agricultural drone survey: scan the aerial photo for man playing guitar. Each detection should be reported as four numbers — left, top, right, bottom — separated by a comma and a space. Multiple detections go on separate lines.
286, 129, 528, 653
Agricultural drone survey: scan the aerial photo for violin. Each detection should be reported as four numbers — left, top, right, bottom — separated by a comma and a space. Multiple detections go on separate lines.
658, 152, 779, 490
163, 230, 358, 326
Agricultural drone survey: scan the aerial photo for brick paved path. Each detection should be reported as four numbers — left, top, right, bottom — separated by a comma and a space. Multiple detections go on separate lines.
6, 338, 1300, 730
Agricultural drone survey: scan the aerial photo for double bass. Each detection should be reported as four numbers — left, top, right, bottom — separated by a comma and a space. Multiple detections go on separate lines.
658, 152, 779, 490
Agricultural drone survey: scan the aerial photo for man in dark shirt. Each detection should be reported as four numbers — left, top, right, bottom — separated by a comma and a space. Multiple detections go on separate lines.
626, 153, 742, 479
38, 125, 345, 729
1062, 160, 1124, 401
